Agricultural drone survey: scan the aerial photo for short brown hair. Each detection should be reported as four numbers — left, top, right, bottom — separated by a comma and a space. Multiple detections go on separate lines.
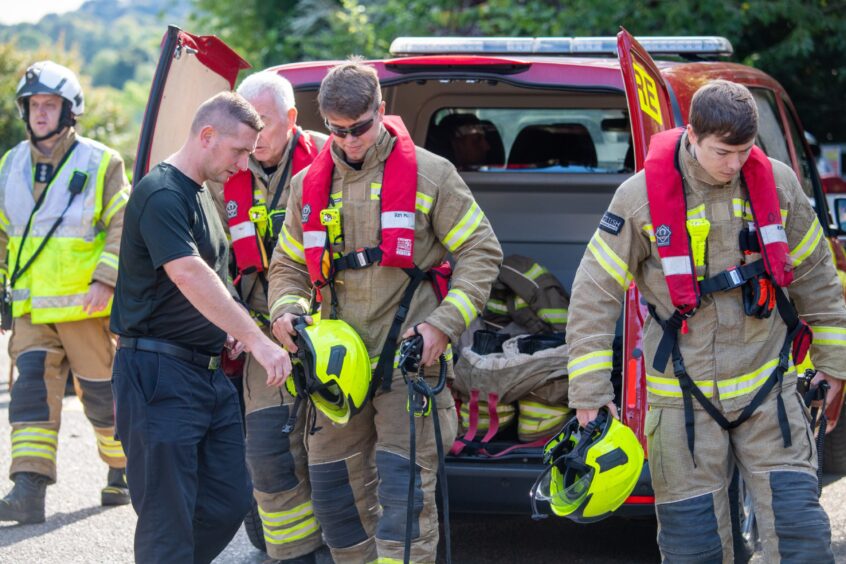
318, 57, 381, 119
190, 91, 264, 135
689, 80, 757, 145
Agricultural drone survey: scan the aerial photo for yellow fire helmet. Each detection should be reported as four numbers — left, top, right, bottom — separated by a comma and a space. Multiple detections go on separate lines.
529, 408, 644, 523
285, 316, 371, 425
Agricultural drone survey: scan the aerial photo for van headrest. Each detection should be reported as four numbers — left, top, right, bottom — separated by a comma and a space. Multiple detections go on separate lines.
426, 113, 505, 169
508, 123, 597, 169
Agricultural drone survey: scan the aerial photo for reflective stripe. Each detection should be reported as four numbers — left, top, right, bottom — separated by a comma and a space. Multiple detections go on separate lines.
12, 443, 57, 461
269, 295, 309, 318
810, 326, 846, 346
302, 230, 326, 249
443, 289, 476, 327
329, 191, 343, 209
415, 191, 433, 215
568, 350, 613, 379
525, 263, 548, 280
444, 202, 484, 252
0, 211, 11, 232
643, 223, 656, 242
687, 205, 706, 220
759, 224, 788, 245
259, 500, 315, 525
230, 221, 256, 243
31, 293, 87, 309
732, 199, 788, 222
587, 230, 633, 289
12, 288, 30, 301
518, 400, 571, 418
381, 211, 415, 230
12, 427, 58, 445
263, 517, 320, 544
485, 299, 507, 315
95, 433, 124, 458
279, 225, 306, 264
98, 251, 119, 271
101, 187, 129, 226
647, 358, 793, 399
661, 256, 693, 276
538, 308, 568, 324
790, 218, 823, 268
370, 182, 382, 201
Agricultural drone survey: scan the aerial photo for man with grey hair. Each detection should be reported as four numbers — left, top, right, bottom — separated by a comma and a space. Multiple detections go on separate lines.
111, 91, 293, 564
209, 73, 325, 563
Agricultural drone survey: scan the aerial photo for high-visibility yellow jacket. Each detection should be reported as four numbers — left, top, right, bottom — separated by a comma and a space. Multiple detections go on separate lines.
0, 129, 129, 323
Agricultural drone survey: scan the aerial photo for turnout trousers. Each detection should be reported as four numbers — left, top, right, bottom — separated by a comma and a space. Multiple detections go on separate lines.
242, 326, 322, 560
112, 347, 252, 564
8, 315, 124, 482
305, 366, 458, 564
645, 386, 834, 563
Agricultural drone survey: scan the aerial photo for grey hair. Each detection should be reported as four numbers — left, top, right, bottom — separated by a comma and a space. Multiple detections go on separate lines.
237, 71, 296, 115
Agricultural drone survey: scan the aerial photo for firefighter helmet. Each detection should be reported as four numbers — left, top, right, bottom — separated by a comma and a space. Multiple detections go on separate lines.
16, 61, 85, 118
285, 316, 371, 425
530, 408, 644, 522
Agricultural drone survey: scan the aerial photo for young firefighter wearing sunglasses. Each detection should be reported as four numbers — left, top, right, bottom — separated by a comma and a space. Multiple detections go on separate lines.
267, 58, 502, 563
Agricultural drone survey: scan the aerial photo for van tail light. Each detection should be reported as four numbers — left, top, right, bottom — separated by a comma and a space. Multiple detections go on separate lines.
622, 283, 649, 452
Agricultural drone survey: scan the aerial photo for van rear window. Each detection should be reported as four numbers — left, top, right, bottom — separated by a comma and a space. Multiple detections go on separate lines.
425, 108, 632, 173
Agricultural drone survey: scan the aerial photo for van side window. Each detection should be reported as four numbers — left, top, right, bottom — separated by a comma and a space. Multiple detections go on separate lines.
425, 108, 631, 173
781, 96, 815, 197
750, 89, 791, 167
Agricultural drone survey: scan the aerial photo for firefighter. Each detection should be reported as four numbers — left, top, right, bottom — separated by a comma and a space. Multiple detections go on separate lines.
567, 80, 845, 562
208, 72, 326, 563
0, 61, 131, 524
111, 92, 292, 563
268, 58, 502, 563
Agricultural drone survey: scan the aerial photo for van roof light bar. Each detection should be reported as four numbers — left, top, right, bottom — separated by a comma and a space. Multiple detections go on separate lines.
389, 37, 733, 58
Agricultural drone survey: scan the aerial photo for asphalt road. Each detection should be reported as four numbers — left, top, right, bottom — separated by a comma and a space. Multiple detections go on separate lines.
1, 333, 845, 563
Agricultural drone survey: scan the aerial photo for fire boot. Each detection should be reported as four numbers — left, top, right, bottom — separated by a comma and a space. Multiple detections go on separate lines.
0, 472, 48, 524
101, 467, 131, 506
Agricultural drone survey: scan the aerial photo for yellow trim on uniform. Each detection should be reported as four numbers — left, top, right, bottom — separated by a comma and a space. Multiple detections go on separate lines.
687, 205, 706, 219
329, 191, 343, 209
269, 295, 309, 319
11, 427, 58, 445
642, 223, 656, 242
647, 358, 794, 400
444, 202, 484, 252
11, 428, 58, 461
95, 433, 125, 458
525, 263, 548, 280
810, 326, 846, 346
568, 350, 613, 379
443, 289, 476, 327
278, 224, 306, 264
370, 182, 382, 201
102, 187, 129, 227
0, 210, 10, 233
263, 517, 320, 544
732, 199, 788, 222
485, 299, 507, 315
259, 500, 315, 525
416, 191, 433, 215
587, 230, 633, 289
538, 308, 568, 325
98, 251, 119, 272
790, 217, 823, 268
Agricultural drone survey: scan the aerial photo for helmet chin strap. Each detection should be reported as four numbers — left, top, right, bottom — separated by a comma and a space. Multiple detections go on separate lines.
24, 99, 75, 143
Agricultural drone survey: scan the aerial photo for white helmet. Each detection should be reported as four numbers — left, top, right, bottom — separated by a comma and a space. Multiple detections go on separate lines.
16, 61, 85, 119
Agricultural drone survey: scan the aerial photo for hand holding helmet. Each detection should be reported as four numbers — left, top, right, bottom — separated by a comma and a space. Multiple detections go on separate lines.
530, 407, 644, 523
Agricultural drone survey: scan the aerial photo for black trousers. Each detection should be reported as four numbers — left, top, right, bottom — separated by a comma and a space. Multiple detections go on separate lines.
113, 348, 252, 564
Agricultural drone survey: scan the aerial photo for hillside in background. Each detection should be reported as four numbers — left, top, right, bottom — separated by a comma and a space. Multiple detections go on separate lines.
0, 0, 191, 90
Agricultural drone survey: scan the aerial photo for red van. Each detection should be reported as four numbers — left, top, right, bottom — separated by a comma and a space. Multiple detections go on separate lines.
135, 26, 843, 559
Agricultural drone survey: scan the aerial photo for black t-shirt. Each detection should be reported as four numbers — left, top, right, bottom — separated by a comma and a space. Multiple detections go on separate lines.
111, 163, 229, 354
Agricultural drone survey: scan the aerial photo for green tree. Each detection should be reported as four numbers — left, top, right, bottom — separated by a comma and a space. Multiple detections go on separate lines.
190, 0, 846, 142
0, 41, 139, 171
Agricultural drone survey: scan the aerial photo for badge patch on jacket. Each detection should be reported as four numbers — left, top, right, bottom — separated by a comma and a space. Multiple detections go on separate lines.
225, 200, 237, 219
598, 211, 625, 235
656, 224, 672, 247
302, 204, 312, 223
34, 163, 53, 184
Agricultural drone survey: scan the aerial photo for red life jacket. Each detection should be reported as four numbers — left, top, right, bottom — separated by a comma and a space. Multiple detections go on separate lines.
645, 127, 792, 314
301, 115, 417, 288
224, 129, 318, 275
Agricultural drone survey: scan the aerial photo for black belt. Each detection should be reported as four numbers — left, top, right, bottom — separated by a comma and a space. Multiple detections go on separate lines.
119, 337, 221, 371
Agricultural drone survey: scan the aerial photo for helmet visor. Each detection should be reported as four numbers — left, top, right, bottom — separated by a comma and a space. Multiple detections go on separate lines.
535, 465, 592, 516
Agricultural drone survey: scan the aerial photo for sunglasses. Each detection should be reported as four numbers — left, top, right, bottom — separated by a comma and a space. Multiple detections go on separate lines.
324, 113, 378, 139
